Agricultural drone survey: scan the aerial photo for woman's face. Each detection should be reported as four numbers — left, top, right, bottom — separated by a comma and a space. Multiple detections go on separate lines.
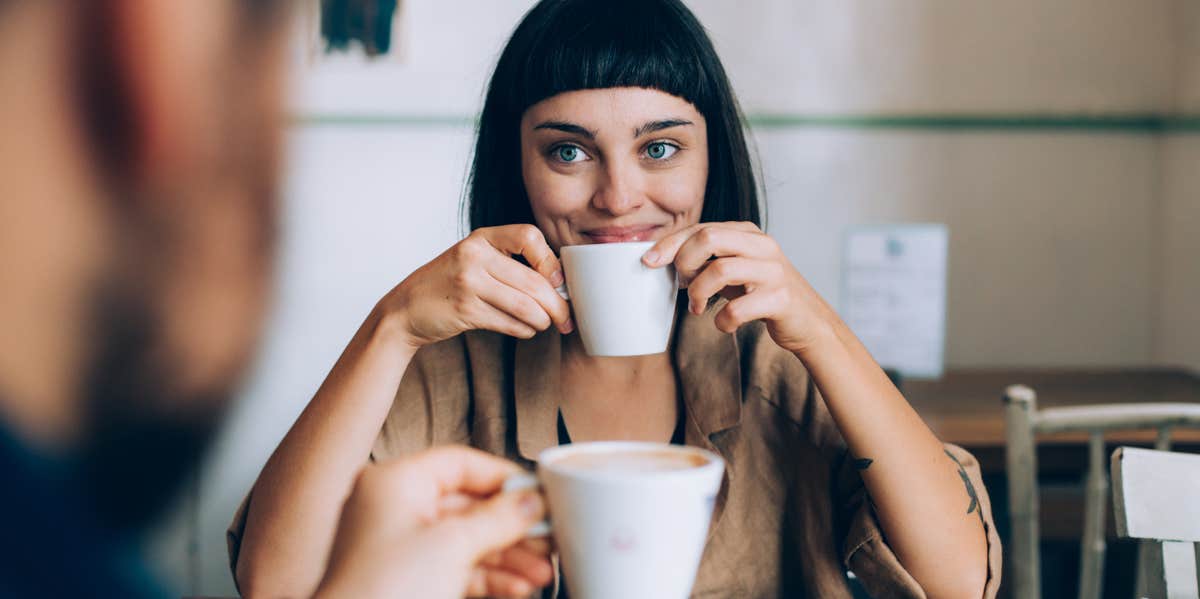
520, 87, 708, 250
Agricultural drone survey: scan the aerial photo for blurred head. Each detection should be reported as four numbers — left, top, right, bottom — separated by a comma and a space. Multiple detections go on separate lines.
467, 0, 760, 250
0, 0, 289, 533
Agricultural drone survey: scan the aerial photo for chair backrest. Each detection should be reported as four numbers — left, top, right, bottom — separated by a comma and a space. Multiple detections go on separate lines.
1111, 447, 1200, 599
1003, 385, 1200, 599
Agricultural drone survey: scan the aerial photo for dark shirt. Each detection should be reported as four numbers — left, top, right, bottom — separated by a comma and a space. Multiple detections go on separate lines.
555, 408, 685, 446
0, 421, 166, 599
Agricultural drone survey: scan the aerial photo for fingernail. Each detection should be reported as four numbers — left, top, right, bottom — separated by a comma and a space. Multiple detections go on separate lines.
519, 493, 544, 518
689, 299, 698, 314
561, 318, 574, 333
643, 250, 659, 265
550, 270, 564, 286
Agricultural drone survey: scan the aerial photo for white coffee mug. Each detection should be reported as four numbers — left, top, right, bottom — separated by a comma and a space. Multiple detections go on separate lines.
559, 241, 677, 357
505, 442, 724, 599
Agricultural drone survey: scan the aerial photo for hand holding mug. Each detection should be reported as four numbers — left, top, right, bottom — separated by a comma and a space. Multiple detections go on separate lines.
381, 224, 574, 351
315, 446, 553, 599
643, 222, 838, 357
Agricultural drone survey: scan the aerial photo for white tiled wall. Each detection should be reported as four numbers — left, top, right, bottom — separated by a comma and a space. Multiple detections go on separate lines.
148, 1, 1197, 595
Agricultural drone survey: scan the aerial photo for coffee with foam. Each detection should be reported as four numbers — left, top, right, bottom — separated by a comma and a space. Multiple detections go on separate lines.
549, 449, 707, 473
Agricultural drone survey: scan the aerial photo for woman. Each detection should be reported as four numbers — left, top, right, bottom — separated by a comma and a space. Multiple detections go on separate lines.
231, 1, 1001, 597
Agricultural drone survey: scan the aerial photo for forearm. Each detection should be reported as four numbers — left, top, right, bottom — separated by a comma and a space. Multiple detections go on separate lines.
797, 315, 988, 599
237, 306, 417, 597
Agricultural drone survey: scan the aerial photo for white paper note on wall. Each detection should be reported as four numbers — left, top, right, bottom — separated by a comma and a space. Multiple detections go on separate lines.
842, 225, 948, 379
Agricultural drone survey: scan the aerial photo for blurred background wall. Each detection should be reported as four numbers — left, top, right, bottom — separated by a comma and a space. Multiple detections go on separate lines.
1160, 1, 1200, 375
146, 1, 1199, 595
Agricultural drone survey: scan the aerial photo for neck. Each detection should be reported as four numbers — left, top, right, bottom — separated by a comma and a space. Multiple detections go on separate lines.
0, 4, 109, 448
561, 332, 674, 383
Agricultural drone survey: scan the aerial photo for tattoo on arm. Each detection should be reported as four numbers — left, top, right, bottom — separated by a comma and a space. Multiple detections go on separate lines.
852, 457, 874, 471
944, 449, 981, 517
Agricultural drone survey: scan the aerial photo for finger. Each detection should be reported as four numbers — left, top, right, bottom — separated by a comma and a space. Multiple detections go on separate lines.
686, 257, 766, 314
439, 488, 546, 562
477, 274, 555, 332
465, 567, 538, 599
642, 221, 760, 269
517, 537, 551, 556
380, 446, 526, 501
674, 227, 774, 287
437, 492, 475, 516
486, 255, 573, 333
479, 549, 504, 569
471, 300, 539, 339
465, 568, 489, 597
641, 223, 704, 269
713, 289, 784, 333
493, 545, 554, 587
480, 224, 564, 288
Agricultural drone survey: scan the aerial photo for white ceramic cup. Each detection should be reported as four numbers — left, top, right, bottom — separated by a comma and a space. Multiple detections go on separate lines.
559, 241, 677, 357
505, 442, 724, 599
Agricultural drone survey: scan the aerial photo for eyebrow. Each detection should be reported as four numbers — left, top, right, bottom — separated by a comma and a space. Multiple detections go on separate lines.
634, 119, 694, 138
532, 121, 597, 139
532, 118, 696, 140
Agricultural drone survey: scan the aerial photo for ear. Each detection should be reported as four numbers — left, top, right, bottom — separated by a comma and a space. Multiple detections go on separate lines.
103, 0, 234, 183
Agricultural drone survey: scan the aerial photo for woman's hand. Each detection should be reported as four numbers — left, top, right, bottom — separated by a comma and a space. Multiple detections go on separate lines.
315, 446, 553, 599
643, 222, 837, 356
381, 224, 573, 350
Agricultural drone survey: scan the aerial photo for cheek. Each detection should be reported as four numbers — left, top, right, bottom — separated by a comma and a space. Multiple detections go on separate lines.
649, 163, 707, 224
653, 178, 704, 214
522, 158, 593, 222
526, 177, 581, 218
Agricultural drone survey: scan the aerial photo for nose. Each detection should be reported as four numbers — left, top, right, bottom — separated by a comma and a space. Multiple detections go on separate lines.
590, 161, 645, 216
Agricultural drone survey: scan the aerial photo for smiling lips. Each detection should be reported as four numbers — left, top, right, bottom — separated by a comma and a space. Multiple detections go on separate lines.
582, 224, 662, 243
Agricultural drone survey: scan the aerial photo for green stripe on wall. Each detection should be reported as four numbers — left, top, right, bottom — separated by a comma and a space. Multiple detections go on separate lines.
1165, 116, 1200, 131
747, 114, 1163, 131
294, 113, 1200, 133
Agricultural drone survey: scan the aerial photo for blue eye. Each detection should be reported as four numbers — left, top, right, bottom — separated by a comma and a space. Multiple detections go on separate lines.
646, 142, 678, 160
554, 145, 587, 163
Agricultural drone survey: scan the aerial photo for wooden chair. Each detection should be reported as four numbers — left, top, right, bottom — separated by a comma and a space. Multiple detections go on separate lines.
1111, 447, 1200, 599
1004, 384, 1200, 599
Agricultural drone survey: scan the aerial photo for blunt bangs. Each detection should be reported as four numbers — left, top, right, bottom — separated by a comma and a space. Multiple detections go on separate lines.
502, 0, 718, 121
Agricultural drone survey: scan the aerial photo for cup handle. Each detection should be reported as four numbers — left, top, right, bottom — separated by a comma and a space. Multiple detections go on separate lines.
502, 472, 552, 537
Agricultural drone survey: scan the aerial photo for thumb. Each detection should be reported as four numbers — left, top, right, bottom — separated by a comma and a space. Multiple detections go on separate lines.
438, 489, 546, 561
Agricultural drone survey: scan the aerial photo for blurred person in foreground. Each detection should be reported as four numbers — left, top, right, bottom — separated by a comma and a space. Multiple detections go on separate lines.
0, 1, 549, 597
